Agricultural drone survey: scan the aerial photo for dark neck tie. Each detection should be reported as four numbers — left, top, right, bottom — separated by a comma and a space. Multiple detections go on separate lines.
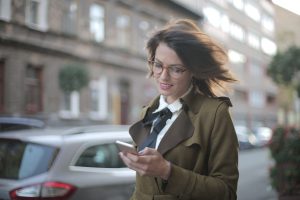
139, 107, 173, 151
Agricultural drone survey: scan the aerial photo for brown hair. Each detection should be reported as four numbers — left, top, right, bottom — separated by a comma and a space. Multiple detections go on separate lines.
146, 19, 237, 97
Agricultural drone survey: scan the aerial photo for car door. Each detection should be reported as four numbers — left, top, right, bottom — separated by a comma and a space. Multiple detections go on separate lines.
49, 139, 135, 200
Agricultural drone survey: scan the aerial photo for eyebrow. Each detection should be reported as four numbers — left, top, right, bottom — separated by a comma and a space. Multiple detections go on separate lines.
154, 58, 185, 67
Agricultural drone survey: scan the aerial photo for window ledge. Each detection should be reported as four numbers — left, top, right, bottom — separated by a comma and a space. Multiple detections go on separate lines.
59, 110, 79, 119
89, 112, 107, 121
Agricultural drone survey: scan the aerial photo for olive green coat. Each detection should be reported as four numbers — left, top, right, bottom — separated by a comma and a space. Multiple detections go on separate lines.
129, 89, 239, 200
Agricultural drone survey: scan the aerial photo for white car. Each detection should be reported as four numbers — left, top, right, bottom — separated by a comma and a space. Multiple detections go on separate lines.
252, 126, 273, 147
234, 125, 257, 150
0, 125, 135, 200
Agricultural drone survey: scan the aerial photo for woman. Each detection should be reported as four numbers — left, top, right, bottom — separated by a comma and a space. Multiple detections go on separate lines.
120, 19, 239, 200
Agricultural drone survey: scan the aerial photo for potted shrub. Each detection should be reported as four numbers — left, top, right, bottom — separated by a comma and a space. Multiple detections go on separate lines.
269, 127, 300, 199
59, 64, 89, 93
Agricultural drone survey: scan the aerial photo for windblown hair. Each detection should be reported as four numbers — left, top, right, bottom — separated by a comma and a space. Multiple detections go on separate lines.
146, 19, 237, 97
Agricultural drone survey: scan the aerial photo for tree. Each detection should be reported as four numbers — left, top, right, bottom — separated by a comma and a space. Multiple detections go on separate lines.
268, 47, 300, 198
59, 64, 89, 93
268, 46, 300, 97
268, 46, 300, 127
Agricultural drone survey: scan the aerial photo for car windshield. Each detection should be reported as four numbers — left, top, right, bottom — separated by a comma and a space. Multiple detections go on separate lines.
0, 139, 58, 180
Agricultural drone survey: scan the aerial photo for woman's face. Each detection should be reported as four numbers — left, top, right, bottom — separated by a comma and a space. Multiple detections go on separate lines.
153, 43, 192, 104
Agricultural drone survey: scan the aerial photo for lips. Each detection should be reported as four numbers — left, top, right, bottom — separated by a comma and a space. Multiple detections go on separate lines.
160, 83, 173, 90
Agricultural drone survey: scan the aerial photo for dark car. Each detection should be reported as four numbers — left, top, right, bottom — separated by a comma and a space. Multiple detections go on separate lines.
0, 116, 45, 132
0, 125, 135, 200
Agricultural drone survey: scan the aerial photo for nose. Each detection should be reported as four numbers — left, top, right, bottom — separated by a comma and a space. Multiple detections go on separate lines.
160, 67, 170, 79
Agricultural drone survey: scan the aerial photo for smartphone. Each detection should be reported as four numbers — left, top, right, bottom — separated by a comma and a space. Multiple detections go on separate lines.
115, 140, 138, 154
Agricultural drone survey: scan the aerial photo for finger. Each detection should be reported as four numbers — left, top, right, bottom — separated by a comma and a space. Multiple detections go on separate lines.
119, 152, 131, 166
138, 147, 157, 156
120, 152, 148, 171
126, 152, 140, 162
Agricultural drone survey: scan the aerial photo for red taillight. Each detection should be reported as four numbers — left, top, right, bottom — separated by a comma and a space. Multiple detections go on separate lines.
10, 181, 76, 200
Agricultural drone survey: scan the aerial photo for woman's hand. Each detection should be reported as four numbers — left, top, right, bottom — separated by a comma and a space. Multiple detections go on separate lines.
119, 147, 171, 180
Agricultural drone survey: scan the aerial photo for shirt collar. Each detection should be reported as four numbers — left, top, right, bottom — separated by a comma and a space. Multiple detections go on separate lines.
156, 85, 193, 112
158, 95, 182, 113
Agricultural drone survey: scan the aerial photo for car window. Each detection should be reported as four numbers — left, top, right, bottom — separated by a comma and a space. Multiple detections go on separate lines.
0, 139, 58, 179
75, 143, 126, 168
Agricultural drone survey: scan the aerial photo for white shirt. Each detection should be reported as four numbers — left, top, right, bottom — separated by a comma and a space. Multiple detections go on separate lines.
152, 86, 193, 149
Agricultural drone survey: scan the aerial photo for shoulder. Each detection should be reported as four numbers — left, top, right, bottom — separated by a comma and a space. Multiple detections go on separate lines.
216, 96, 232, 107
199, 96, 232, 110
182, 91, 232, 115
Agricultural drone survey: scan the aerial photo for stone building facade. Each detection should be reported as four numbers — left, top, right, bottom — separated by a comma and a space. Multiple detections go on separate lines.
0, 0, 279, 128
0, 0, 201, 126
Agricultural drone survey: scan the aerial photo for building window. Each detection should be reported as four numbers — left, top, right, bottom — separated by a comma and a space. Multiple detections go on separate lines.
25, 65, 43, 114
89, 77, 108, 120
262, 15, 274, 33
60, 91, 80, 118
203, 6, 221, 28
203, 6, 230, 33
62, 0, 77, 35
266, 94, 276, 105
261, 37, 277, 55
221, 15, 230, 33
232, 0, 244, 10
116, 14, 131, 48
228, 49, 246, 76
230, 22, 245, 41
228, 49, 246, 63
0, 0, 11, 21
0, 60, 4, 113
249, 90, 265, 108
247, 32, 260, 49
89, 4, 105, 43
137, 19, 150, 52
25, 0, 48, 31
245, 3, 260, 22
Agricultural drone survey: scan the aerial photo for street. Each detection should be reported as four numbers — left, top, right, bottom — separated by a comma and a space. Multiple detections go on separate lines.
237, 148, 277, 200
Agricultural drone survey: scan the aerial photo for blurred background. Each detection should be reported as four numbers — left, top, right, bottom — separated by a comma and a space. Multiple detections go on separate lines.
0, 0, 299, 129
0, 0, 300, 200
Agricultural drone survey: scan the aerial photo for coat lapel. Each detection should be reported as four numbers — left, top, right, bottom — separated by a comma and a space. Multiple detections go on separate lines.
129, 96, 160, 147
129, 90, 200, 153
129, 120, 150, 147
157, 110, 194, 155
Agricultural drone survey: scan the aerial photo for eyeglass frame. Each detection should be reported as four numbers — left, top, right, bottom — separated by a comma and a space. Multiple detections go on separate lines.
148, 60, 187, 78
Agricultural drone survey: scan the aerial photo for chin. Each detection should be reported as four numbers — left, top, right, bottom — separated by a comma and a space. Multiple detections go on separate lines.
158, 89, 171, 96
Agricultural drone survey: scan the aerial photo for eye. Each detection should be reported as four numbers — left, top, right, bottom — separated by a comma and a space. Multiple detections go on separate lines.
170, 66, 185, 73
153, 62, 162, 69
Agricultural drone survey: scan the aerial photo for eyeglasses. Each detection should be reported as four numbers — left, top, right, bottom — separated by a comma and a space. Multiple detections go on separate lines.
148, 60, 187, 78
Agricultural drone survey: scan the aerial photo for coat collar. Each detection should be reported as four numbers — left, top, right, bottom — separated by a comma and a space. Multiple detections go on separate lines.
140, 86, 205, 118
129, 87, 233, 155
129, 87, 200, 155
129, 110, 194, 155
157, 110, 194, 155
